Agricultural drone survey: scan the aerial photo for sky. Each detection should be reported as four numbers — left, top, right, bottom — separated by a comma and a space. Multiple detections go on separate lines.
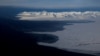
0, 0, 100, 8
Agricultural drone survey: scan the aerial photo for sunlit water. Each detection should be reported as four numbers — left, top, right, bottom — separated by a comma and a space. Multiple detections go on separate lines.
15, 12, 100, 53
36, 17, 100, 55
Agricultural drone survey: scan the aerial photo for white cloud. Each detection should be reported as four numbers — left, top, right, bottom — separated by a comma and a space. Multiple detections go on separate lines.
16, 11, 100, 20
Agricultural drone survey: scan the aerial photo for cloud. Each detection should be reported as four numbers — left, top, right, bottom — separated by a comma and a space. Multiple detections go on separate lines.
17, 11, 100, 20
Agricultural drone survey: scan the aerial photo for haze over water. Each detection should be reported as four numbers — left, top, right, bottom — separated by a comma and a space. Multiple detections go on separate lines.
0, 0, 100, 55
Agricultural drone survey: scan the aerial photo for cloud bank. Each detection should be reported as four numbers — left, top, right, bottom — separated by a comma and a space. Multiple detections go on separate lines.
17, 11, 100, 20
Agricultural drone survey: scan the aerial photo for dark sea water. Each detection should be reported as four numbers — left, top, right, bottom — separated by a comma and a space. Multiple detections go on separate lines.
0, 6, 100, 56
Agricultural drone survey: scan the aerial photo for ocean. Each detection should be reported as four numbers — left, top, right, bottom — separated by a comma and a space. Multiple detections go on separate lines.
0, 6, 100, 55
